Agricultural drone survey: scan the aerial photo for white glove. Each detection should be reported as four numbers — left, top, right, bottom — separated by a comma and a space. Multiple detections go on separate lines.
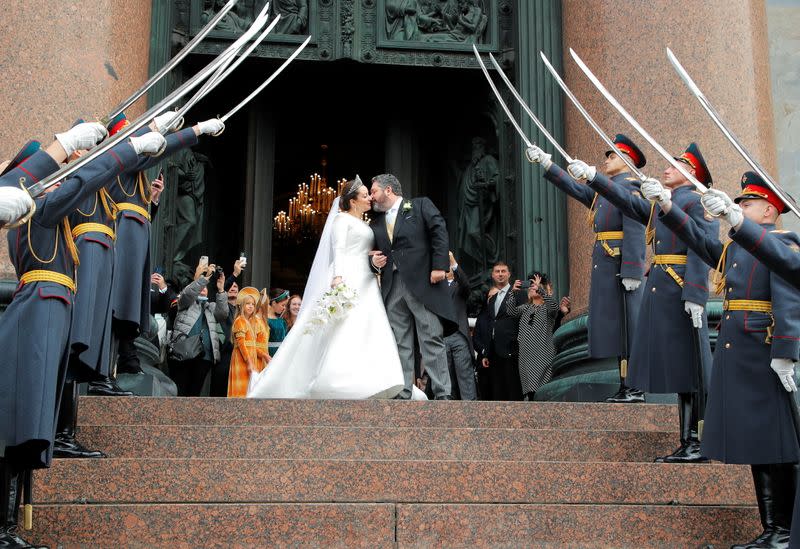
54, 122, 108, 156
771, 358, 798, 392
567, 159, 597, 182
621, 278, 641, 292
197, 118, 225, 136
684, 300, 704, 329
701, 188, 743, 227
525, 145, 552, 170
129, 132, 167, 156
0, 186, 34, 226
641, 178, 671, 205
153, 111, 183, 133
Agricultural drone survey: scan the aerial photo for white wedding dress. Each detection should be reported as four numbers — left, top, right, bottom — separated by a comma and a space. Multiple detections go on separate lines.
247, 204, 406, 399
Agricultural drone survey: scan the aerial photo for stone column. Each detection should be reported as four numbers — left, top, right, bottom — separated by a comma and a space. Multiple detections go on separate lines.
0, 0, 153, 280
561, 0, 776, 311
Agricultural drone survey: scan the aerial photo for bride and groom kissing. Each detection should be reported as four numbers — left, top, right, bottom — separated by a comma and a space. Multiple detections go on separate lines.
247, 173, 458, 400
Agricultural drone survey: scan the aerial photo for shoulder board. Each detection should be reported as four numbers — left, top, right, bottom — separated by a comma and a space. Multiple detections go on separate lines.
625, 177, 639, 182
771, 230, 790, 234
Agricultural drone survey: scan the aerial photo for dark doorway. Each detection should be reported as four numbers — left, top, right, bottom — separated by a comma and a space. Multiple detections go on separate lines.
171, 54, 496, 294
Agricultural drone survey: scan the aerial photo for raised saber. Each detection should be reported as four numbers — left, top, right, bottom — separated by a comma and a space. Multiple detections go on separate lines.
666, 47, 800, 219
23, 20, 264, 198
487, 52, 572, 162
168, 9, 279, 134
221, 35, 312, 123
472, 45, 536, 152
569, 48, 708, 193
104, 0, 239, 123
539, 51, 645, 180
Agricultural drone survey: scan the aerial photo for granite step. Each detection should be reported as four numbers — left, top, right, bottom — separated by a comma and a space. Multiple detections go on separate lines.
37, 459, 754, 506
26, 502, 760, 549
78, 396, 678, 431
77, 424, 678, 462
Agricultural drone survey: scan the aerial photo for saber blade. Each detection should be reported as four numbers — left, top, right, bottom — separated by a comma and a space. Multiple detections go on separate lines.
106, 0, 239, 121
221, 35, 312, 123
569, 48, 708, 193
539, 51, 643, 179
666, 47, 800, 218
472, 45, 534, 150
487, 52, 572, 162
170, 12, 280, 130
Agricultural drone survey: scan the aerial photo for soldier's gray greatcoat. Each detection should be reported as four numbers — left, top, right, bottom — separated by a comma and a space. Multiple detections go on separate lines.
543, 164, 646, 359
0, 144, 137, 469
661, 207, 800, 464
66, 189, 117, 380
588, 176, 717, 393
108, 127, 198, 330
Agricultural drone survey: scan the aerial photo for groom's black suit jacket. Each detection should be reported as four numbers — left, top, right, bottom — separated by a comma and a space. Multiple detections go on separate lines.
370, 196, 457, 327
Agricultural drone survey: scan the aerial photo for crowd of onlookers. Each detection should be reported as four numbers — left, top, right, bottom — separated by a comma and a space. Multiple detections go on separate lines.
147, 254, 567, 401
146, 257, 301, 397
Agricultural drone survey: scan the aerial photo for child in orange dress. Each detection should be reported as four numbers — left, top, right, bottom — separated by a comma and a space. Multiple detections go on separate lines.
227, 287, 270, 397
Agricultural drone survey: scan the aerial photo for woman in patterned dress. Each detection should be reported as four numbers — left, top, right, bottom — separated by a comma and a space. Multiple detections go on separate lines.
506, 272, 558, 401
227, 287, 269, 397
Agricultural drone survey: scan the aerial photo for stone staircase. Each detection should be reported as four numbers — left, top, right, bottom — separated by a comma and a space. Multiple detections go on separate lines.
29, 398, 759, 548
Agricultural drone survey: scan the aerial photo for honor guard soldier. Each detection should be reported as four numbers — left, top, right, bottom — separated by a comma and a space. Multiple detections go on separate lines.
702, 188, 800, 292
105, 114, 225, 385
566, 143, 717, 463
53, 119, 130, 458
0, 124, 166, 549
526, 134, 647, 403
643, 173, 800, 549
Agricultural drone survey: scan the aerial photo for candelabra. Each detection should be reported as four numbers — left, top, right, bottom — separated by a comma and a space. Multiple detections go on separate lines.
274, 174, 348, 240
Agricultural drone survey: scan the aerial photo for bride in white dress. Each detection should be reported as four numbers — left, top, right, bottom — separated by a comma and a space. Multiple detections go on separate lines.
247, 177, 407, 399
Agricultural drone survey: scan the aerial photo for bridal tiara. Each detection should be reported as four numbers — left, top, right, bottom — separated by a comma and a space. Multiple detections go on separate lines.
344, 175, 363, 196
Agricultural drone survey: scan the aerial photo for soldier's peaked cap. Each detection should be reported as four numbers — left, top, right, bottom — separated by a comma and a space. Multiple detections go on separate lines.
0, 140, 41, 177
674, 142, 712, 185
605, 133, 646, 169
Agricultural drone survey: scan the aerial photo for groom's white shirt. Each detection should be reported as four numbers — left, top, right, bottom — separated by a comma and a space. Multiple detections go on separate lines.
386, 196, 404, 228
494, 283, 510, 316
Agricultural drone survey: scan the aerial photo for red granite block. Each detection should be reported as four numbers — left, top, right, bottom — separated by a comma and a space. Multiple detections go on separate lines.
36, 459, 754, 506
29, 503, 395, 548
396, 503, 761, 548
77, 424, 678, 462
78, 397, 677, 431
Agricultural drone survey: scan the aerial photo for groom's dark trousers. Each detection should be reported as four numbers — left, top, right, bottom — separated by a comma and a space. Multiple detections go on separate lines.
386, 275, 451, 399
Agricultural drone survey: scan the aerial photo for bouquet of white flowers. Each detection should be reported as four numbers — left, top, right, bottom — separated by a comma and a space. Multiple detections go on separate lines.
304, 282, 359, 335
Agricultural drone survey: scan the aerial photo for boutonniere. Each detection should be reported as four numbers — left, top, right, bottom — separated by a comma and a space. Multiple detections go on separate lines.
402, 201, 413, 214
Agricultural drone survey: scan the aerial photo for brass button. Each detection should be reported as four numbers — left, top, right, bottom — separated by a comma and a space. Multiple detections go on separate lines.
725, 315, 730, 320
732, 263, 737, 268
593, 265, 597, 269
656, 240, 661, 245
728, 287, 733, 293
651, 287, 656, 293
725, 343, 731, 349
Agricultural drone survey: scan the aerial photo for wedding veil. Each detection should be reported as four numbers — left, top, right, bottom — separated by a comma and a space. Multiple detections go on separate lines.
297, 196, 341, 324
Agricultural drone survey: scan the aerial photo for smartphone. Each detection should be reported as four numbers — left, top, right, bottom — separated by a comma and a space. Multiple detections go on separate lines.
158, 168, 164, 180
199, 255, 209, 267
519, 280, 533, 289
239, 252, 247, 268
154, 266, 165, 276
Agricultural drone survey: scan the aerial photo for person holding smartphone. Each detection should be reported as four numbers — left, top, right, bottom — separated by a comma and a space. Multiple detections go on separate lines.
505, 272, 559, 401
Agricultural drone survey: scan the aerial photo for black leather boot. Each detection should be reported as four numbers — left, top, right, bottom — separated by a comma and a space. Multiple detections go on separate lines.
604, 365, 645, 403
53, 383, 106, 459
0, 464, 48, 549
661, 393, 707, 463
731, 464, 794, 549
87, 376, 133, 397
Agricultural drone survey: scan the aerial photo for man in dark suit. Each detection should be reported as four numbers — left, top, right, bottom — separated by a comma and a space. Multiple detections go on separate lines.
445, 251, 477, 400
477, 261, 523, 401
369, 173, 456, 400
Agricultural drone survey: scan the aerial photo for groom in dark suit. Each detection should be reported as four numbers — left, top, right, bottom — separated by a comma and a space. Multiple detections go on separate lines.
369, 174, 457, 399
